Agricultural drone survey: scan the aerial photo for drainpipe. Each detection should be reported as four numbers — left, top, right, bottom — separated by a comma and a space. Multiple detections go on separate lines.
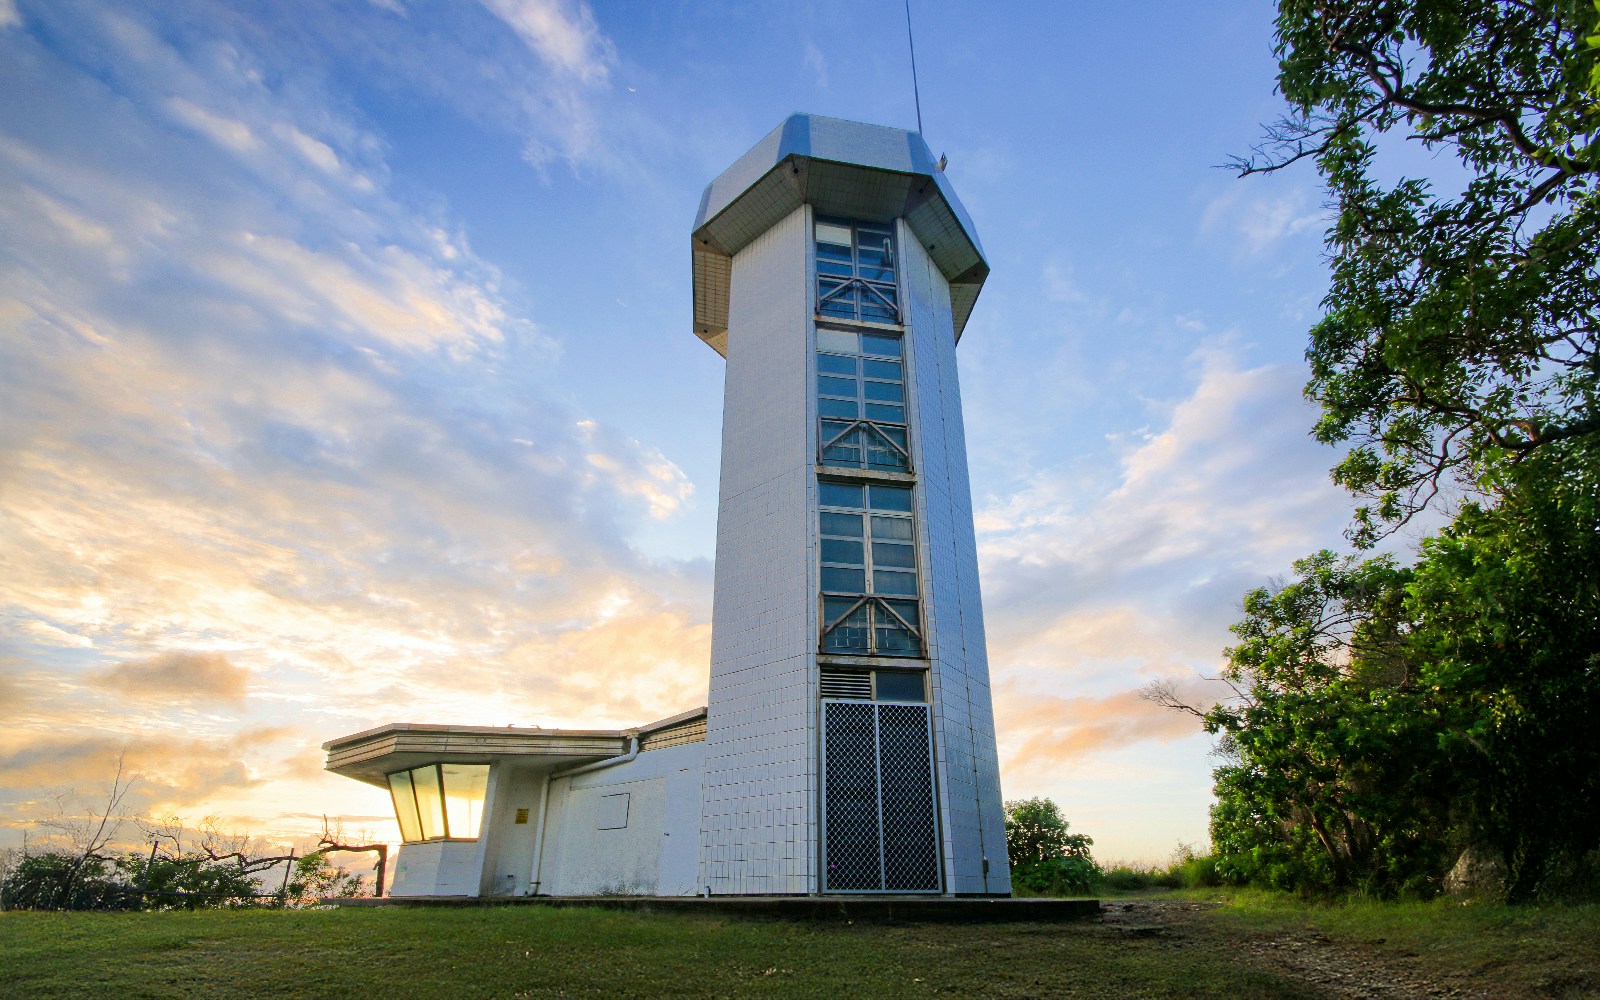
529, 734, 639, 895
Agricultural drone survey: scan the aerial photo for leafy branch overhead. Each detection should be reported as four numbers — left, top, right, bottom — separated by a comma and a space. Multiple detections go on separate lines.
1235, 0, 1600, 543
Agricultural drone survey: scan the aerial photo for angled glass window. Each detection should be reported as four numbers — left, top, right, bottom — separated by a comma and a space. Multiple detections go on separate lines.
819, 482, 922, 657
815, 217, 899, 324
386, 763, 491, 843
817, 328, 910, 472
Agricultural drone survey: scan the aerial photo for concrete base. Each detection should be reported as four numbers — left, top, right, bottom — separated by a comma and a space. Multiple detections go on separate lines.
327, 894, 1100, 923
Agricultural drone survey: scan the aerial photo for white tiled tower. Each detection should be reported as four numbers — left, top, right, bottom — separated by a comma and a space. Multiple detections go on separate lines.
691, 114, 1010, 896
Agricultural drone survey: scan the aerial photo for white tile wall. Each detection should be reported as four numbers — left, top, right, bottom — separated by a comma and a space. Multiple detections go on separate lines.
697, 206, 818, 895
901, 220, 1013, 895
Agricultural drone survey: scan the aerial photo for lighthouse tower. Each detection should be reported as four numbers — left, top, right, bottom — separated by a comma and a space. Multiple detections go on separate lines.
691, 114, 1010, 895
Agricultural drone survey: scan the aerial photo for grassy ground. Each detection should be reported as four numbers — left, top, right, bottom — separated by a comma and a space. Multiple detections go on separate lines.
1, 893, 1595, 998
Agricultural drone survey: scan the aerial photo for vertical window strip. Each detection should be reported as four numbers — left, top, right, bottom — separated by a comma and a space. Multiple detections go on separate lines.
816, 329, 910, 472
819, 483, 922, 656
815, 217, 900, 324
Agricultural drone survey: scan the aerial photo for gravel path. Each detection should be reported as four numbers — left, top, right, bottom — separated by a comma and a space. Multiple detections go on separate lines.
1097, 900, 1502, 999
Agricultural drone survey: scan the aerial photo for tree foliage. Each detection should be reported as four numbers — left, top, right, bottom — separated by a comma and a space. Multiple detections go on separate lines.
1204, 458, 1600, 900
1184, 0, 1600, 905
1237, 0, 1600, 543
1004, 797, 1100, 895
1, 811, 376, 910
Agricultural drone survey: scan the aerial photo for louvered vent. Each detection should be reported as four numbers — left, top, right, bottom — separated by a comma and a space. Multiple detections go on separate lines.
820, 669, 873, 700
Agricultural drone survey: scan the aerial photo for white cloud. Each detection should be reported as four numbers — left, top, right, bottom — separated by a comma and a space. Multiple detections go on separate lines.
978, 343, 1350, 744
803, 40, 828, 89
480, 0, 613, 84
166, 96, 260, 154
1200, 184, 1325, 256
0, 2, 706, 847
0, 0, 20, 30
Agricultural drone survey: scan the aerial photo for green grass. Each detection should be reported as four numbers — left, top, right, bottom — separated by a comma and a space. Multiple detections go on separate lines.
1, 896, 1595, 999
0, 905, 1312, 999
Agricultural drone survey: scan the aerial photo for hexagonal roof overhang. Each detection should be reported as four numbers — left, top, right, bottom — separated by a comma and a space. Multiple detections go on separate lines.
691, 113, 988, 357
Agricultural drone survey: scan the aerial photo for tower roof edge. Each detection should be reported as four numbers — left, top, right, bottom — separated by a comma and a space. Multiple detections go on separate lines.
691, 113, 987, 357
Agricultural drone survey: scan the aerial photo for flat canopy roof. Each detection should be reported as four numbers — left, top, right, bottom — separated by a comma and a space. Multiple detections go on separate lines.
323, 707, 706, 788
691, 113, 988, 357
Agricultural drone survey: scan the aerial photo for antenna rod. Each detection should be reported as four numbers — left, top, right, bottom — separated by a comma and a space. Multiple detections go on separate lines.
904, 0, 924, 135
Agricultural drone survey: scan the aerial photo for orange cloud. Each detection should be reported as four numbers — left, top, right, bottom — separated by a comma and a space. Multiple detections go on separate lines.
995, 687, 1205, 779
93, 650, 251, 707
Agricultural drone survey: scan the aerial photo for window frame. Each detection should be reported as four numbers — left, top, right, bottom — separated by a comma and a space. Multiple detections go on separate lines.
818, 480, 924, 657
815, 326, 912, 473
813, 216, 901, 325
385, 762, 491, 844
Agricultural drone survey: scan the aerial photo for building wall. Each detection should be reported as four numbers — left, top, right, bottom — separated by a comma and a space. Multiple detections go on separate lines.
388, 840, 483, 896
697, 204, 819, 895
900, 221, 1012, 895
543, 742, 707, 896
476, 764, 547, 896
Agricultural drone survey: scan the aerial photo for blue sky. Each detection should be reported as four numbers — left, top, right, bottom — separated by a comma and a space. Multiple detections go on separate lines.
0, 0, 1374, 863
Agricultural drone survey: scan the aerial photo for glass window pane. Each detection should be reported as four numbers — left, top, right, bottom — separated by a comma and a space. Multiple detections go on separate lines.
820, 422, 861, 466
875, 620, 920, 656
819, 397, 859, 419
822, 439, 863, 467
823, 600, 870, 652
821, 538, 864, 565
879, 599, 922, 651
412, 765, 445, 840
820, 511, 863, 537
442, 764, 490, 839
858, 246, 889, 268
862, 359, 901, 380
871, 515, 914, 541
817, 353, 856, 375
824, 595, 861, 622
864, 381, 903, 402
816, 259, 853, 276
875, 670, 926, 702
865, 402, 903, 423
868, 485, 913, 513
822, 566, 866, 593
816, 222, 853, 247
883, 599, 920, 626
816, 328, 858, 354
860, 266, 895, 283
873, 570, 918, 595
819, 482, 864, 509
872, 541, 916, 568
388, 771, 422, 843
817, 375, 857, 397
862, 334, 900, 357
866, 446, 909, 472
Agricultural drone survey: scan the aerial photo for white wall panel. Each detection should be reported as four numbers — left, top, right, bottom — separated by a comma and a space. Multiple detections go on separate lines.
900, 221, 1012, 895
698, 207, 819, 892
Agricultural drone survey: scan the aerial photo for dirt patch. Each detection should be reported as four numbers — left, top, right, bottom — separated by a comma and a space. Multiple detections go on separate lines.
1098, 900, 1498, 999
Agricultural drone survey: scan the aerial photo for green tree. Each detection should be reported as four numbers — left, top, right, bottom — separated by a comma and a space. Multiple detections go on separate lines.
0, 852, 138, 911
1237, 0, 1600, 544
1187, 0, 1600, 905
1200, 461, 1600, 901
1401, 455, 1600, 900
1202, 552, 1453, 896
1004, 798, 1100, 895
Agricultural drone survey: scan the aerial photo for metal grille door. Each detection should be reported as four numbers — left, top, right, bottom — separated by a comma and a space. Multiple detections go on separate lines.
822, 701, 941, 892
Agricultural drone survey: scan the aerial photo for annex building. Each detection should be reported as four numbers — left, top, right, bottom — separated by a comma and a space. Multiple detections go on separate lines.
323, 114, 1012, 897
